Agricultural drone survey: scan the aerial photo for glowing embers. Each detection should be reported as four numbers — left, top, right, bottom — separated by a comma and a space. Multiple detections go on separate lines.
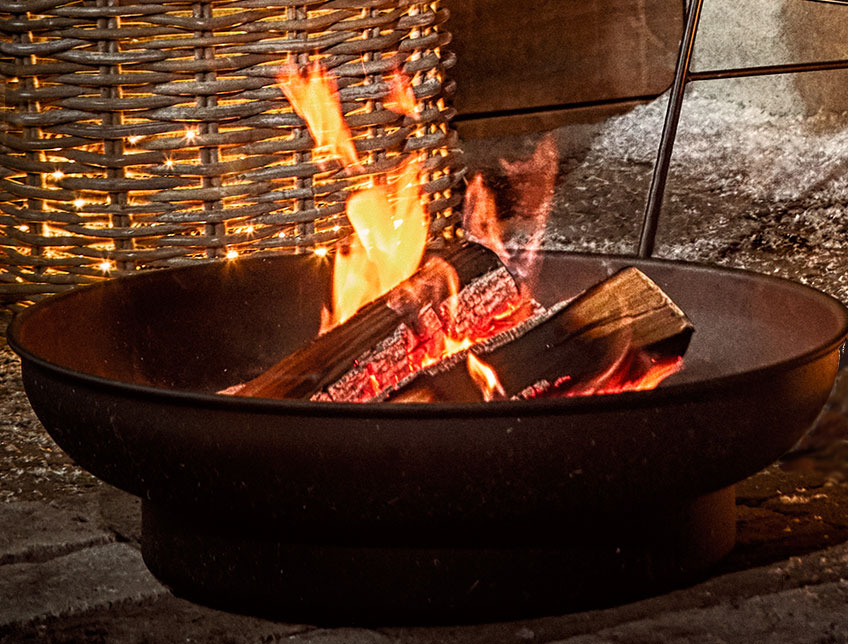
564, 355, 685, 398
315, 252, 529, 403
385, 267, 692, 403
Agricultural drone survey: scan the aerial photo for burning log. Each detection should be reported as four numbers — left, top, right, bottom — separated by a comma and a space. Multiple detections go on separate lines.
387, 267, 694, 403
233, 242, 522, 401
231, 241, 693, 404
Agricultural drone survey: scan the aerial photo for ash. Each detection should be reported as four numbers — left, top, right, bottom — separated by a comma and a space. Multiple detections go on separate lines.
464, 86, 848, 303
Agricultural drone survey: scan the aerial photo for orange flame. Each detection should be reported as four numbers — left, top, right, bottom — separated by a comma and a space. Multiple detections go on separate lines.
613, 355, 684, 393
466, 352, 506, 402
384, 69, 419, 118
566, 354, 684, 398
463, 135, 557, 293
463, 174, 508, 266
498, 134, 557, 290
279, 61, 361, 169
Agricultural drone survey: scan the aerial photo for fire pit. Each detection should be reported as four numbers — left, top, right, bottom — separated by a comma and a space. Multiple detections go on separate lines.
7, 248, 848, 623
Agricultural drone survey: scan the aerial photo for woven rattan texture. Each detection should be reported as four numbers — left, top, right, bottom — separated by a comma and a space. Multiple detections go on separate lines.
0, 0, 462, 308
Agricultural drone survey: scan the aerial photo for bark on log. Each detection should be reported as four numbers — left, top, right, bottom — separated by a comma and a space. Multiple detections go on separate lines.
387, 267, 694, 403
233, 242, 517, 400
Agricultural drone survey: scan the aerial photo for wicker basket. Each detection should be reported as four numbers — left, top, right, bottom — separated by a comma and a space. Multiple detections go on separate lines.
0, 0, 462, 309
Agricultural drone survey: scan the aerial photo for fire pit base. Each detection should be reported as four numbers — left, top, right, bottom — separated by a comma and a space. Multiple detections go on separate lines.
141, 486, 735, 624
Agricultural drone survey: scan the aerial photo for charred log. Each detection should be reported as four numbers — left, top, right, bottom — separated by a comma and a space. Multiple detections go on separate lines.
233, 242, 520, 401
387, 267, 694, 403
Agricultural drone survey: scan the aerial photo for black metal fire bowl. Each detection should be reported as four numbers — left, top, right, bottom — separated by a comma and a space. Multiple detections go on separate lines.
8, 251, 848, 624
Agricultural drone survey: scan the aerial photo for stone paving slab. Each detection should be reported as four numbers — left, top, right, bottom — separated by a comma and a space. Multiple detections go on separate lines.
0, 543, 168, 633
0, 594, 313, 644
5, 534, 848, 643
0, 500, 115, 566
379, 541, 848, 644
550, 581, 848, 644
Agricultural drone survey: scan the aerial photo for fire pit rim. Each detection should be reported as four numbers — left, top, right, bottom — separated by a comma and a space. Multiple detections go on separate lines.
7, 249, 846, 558
8, 250, 848, 419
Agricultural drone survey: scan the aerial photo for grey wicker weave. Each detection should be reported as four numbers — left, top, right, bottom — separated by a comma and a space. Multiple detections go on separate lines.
0, 0, 462, 309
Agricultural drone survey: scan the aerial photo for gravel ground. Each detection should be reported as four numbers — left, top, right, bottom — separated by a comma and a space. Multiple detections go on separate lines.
0, 338, 101, 505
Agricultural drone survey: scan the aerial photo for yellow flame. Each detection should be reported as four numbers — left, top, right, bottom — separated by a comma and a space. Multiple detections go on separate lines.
326, 157, 429, 329
280, 61, 428, 333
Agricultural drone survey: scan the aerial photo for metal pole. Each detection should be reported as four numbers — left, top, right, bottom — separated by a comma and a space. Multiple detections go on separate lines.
637, 0, 704, 258
691, 58, 848, 81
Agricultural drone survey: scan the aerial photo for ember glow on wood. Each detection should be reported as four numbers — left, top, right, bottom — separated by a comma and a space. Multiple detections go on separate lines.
232, 242, 520, 401
233, 252, 693, 403
0, 2, 460, 310
388, 267, 693, 403
316, 257, 526, 402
